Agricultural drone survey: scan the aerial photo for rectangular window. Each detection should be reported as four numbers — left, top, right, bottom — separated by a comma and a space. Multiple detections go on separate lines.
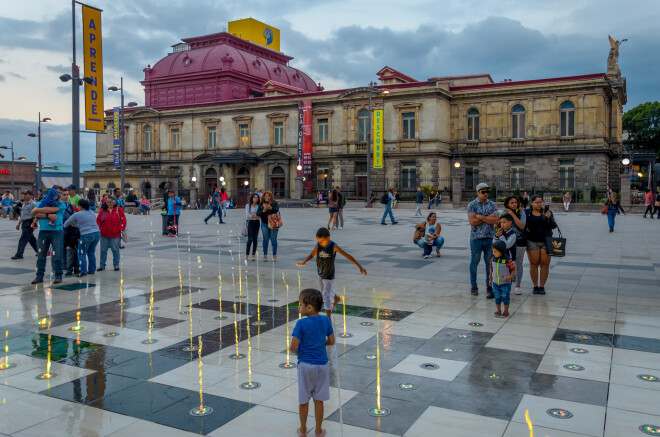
144, 127, 152, 151
510, 161, 525, 189
467, 115, 479, 141
207, 126, 216, 148
171, 128, 180, 150
402, 112, 416, 139
358, 117, 368, 142
559, 160, 575, 190
401, 162, 416, 189
317, 164, 330, 190
239, 124, 249, 147
560, 110, 575, 137
318, 118, 329, 143
512, 113, 525, 139
274, 121, 284, 146
465, 163, 479, 190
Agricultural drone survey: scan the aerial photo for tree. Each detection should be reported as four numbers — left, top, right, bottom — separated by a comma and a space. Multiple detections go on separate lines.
622, 101, 660, 156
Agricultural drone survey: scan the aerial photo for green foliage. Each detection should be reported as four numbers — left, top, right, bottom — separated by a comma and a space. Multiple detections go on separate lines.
513, 186, 521, 197
590, 186, 598, 203
551, 195, 562, 202
623, 101, 660, 156
421, 185, 432, 196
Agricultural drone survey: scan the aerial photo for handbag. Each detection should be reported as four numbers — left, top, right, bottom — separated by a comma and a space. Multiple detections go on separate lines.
545, 226, 566, 257
268, 212, 283, 229
240, 221, 248, 237
601, 201, 609, 215
121, 228, 128, 243
413, 222, 425, 244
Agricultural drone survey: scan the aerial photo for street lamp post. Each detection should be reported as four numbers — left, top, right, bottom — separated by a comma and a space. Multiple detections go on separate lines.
27, 113, 51, 193
109, 78, 138, 194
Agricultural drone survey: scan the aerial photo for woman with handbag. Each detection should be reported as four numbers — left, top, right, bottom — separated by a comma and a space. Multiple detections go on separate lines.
502, 196, 527, 295
244, 193, 261, 262
604, 192, 626, 232
524, 194, 556, 295
414, 212, 444, 257
257, 190, 280, 262
96, 196, 126, 272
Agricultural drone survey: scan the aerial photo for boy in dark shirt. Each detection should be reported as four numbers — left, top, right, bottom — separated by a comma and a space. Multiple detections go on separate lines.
297, 227, 367, 322
290, 288, 335, 437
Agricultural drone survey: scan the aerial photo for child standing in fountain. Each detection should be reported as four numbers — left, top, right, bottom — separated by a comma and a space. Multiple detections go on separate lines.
297, 227, 367, 322
291, 288, 335, 437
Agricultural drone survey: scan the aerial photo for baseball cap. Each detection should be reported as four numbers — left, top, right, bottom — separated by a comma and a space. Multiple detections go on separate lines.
476, 183, 490, 192
22, 190, 33, 195
66, 184, 76, 190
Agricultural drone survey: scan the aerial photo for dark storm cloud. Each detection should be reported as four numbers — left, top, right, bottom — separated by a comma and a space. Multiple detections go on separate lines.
46, 64, 70, 73
8, 72, 25, 79
0, 118, 95, 164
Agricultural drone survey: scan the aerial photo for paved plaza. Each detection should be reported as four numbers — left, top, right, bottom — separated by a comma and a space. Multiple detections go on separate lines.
0, 206, 659, 436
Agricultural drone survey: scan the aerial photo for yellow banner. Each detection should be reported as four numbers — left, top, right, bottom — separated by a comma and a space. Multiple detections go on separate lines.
373, 109, 383, 168
82, 5, 104, 131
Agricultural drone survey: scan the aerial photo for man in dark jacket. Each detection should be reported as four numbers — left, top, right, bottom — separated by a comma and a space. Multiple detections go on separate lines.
336, 186, 346, 230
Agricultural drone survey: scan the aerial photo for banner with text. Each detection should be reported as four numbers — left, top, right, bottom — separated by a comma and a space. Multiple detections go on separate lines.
82, 5, 104, 131
373, 109, 383, 168
297, 102, 303, 177
302, 99, 312, 176
113, 107, 120, 167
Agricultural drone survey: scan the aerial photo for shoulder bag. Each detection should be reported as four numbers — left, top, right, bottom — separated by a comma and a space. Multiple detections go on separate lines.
413, 222, 425, 244
268, 211, 283, 229
545, 224, 566, 257
241, 221, 249, 237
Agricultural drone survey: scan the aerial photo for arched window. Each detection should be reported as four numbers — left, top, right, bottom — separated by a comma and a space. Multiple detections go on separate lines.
358, 109, 369, 142
511, 105, 525, 139
93, 183, 101, 197
272, 166, 285, 176
560, 101, 575, 137
467, 108, 479, 141
144, 125, 152, 151
108, 182, 116, 189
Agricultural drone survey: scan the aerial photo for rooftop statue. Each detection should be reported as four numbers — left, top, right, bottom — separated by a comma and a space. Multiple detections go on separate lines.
607, 35, 627, 78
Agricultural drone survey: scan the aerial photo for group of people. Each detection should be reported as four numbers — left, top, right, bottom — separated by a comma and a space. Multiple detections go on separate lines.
244, 190, 281, 262
642, 188, 660, 219
11, 185, 128, 284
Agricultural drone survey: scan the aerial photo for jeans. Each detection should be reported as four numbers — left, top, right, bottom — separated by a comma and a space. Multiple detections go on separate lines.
35, 230, 63, 280
470, 238, 493, 289
415, 203, 422, 216
100, 236, 121, 267
607, 209, 618, 230
423, 243, 433, 256
89, 205, 96, 212
428, 200, 433, 209
15, 222, 38, 257
381, 204, 395, 223
1, 206, 12, 213
140, 205, 151, 213
338, 209, 344, 227
78, 232, 100, 274
493, 282, 512, 305
261, 223, 278, 256
220, 202, 227, 216
435, 198, 441, 207
417, 236, 445, 252
246, 220, 260, 255
205, 205, 223, 223
644, 205, 654, 217
66, 246, 79, 273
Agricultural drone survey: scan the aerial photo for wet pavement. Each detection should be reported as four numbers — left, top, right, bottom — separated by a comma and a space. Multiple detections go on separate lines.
0, 207, 659, 436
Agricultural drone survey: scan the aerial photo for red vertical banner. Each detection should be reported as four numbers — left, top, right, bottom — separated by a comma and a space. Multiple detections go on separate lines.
302, 99, 312, 176
297, 102, 303, 177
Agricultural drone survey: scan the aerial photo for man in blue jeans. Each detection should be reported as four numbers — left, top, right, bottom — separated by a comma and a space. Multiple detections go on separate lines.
204, 187, 224, 224
467, 183, 499, 298
380, 188, 398, 225
30, 187, 66, 284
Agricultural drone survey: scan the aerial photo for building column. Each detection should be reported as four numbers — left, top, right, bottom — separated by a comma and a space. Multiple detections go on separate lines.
620, 174, 631, 208
452, 176, 463, 205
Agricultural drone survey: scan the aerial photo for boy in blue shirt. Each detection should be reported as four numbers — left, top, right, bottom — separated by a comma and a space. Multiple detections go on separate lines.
290, 288, 335, 437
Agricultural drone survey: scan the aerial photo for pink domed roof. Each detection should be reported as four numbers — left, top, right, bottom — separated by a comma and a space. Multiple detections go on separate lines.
144, 32, 320, 93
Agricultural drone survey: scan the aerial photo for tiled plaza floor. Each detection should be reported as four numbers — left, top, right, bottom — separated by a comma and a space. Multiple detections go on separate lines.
0, 206, 659, 436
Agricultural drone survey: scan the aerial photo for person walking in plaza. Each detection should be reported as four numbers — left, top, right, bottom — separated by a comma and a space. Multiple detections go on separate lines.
204, 187, 223, 224
467, 183, 499, 297
244, 193, 261, 262
502, 196, 527, 295
258, 190, 280, 262
296, 227, 367, 322
220, 187, 229, 218
30, 187, 66, 284
11, 190, 38, 260
381, 188, 398, 225
166, 190, 182, 236
643, 189, 655, 218
490, 240, 516, 318
524, 194, 557, 294
64, 199, 100, 277
562, 192, 571, 212
414, 187, 424, 216
96, 196, 126, 271
290, 288, 335, 437
604, 192, 626, 232
428, 190, 435, 209
327, 189, 339, 230
336, 186, 345, 230
435, 191, 442, 208
414, 212, 445, 257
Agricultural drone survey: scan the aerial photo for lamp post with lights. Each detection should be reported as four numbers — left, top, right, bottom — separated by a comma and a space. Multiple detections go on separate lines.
108, 77, 138, 194
27, 113, 51, 192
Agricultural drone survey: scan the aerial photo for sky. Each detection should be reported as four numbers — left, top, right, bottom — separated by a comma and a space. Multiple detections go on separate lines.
0, 0, 659, 165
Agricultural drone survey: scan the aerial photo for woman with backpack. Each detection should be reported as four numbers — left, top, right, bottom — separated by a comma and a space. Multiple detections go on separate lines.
380, 188, 398, 225
96, 196, 126, 271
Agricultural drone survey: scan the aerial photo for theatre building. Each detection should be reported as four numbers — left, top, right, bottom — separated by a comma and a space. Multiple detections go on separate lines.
85, 21, 626, 204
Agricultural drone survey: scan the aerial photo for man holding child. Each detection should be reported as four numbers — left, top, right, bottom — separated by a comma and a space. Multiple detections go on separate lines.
467, 183, 499, 298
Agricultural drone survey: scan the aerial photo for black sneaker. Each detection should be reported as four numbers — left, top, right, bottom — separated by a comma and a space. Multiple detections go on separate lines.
539, 287, 546, 295
97, 267, 105, 272
533, 286, 540, 294
204, 219, 208, 225
31, 278, 43, 284
471, 286, 479, 296
53, 278, 62, 284
486, 291, 495, 299
114, 266, 120, 271
11, 255, 23, 260
381, 222, 387, 225
64, 271, 74, 277
392, 221, 399, 225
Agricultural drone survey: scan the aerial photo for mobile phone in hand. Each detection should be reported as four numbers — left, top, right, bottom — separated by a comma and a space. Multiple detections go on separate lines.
544, 205, 550, 213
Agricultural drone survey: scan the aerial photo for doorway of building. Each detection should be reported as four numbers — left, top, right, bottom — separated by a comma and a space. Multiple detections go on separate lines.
356, 176, 367, 198
237, 167, 250, 207
271, 178, 285, 199
143, 182, 152, 200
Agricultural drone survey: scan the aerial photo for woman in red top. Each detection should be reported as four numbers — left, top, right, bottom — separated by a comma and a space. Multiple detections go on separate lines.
96, 196, 126, 271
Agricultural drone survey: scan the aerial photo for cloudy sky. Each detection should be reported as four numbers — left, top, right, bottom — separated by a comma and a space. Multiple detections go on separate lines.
0, 0, 658, 165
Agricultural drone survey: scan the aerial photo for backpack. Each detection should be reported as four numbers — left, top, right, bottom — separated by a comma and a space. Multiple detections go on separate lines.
380, 193, 389, 205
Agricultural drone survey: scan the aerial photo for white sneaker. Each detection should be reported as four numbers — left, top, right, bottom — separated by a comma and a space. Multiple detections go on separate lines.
423, 255, 430, 259
338, 226, 343, 230
515, 287, 522, 295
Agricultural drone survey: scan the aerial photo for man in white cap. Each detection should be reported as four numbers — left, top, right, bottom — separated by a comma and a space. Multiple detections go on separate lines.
467, 182, 499, 298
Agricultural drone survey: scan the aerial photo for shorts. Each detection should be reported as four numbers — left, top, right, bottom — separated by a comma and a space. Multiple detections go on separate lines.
297, 362, 330, 404
318, 277, 335, 310
527, 240, 547, 251
329, 207, 339, 213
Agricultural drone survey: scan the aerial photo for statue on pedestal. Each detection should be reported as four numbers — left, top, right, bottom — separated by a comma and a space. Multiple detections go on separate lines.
607, 35, 627, 78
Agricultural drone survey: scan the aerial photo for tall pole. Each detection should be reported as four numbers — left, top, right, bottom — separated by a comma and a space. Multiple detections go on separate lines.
366, 82, 373, 205
37, 112, 42, 192
120, 77, 125, 194
71, 0, 80, 189
10, 141, 14, 196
